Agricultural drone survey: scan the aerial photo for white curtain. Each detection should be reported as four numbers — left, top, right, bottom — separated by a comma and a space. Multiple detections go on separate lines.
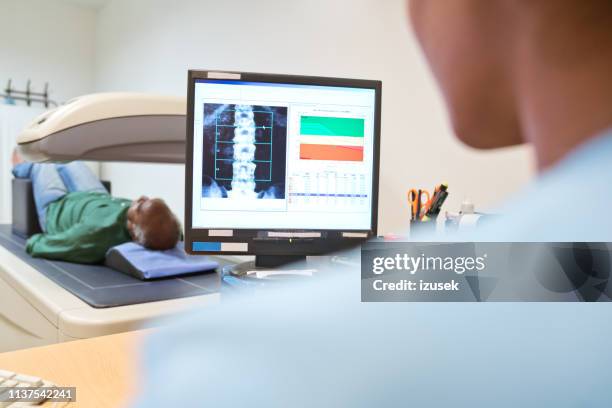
0, 105, 43, 223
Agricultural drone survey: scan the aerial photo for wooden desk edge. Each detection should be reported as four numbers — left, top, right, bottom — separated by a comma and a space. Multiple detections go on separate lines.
0, 329, 150, 408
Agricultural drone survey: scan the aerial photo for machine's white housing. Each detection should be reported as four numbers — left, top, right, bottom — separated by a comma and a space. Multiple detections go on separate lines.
17, 93, 187, 163
0, 243, 245, 352
2, 92, 231, 352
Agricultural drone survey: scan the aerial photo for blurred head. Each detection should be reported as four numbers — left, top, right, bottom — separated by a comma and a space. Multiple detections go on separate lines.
127, 196, 181, 250
407, 0, 612, 151
408, 0, 521, 149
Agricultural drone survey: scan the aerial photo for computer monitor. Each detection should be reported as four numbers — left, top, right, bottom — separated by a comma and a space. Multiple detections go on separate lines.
185, 70, 381, 268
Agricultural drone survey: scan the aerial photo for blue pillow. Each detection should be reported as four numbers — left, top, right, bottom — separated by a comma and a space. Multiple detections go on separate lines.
105, 242, 218, 280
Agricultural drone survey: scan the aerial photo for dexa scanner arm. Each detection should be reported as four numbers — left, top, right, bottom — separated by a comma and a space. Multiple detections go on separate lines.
16, 92, 186, 163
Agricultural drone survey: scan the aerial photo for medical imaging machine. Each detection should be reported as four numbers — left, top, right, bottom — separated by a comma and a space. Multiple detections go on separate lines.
0, 92, 218, 352
0, 70, 381, 351
17, 92, 186, 163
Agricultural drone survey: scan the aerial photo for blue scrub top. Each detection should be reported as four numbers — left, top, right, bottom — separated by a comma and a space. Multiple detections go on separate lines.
468, 129, 612, 242
132, 131, 612, 408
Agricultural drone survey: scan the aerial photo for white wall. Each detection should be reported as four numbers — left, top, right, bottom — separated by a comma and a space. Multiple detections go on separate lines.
0, 106, 44, 223
94, 0, 535, 233
0, 0, 96, 104
0, 0, 97, 222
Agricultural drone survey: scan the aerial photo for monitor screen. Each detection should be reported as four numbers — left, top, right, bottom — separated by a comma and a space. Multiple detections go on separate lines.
190, 76, 378, 232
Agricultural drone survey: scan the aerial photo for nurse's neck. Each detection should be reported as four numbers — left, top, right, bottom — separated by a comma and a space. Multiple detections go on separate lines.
514, 10, 612, 171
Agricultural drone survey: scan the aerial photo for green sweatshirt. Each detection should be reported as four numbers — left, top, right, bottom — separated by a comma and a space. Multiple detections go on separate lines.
26, 191, 132, 264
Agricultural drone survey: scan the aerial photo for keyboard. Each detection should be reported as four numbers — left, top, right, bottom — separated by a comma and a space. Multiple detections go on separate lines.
0, 369, 57, 407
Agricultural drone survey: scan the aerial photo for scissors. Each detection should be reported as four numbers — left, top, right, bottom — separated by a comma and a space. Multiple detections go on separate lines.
408, 189, 431, 221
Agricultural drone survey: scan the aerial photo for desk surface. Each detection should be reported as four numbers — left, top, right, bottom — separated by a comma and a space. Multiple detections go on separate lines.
0, 330, 143, 408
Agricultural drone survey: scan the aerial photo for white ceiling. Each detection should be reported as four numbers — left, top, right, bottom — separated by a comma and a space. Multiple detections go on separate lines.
57, 0, 110, 9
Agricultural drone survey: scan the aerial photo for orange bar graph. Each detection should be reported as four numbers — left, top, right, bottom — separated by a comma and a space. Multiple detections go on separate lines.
300, 143, 364, 161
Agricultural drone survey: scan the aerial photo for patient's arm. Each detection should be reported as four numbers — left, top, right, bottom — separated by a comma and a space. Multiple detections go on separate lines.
26, 221, 123, 264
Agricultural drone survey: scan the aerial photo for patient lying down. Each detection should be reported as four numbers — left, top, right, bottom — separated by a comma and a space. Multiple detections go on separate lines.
12, 158, 181, 264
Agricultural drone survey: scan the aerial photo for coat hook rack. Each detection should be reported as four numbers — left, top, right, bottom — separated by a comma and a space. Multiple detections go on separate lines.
1, 79, 58, 108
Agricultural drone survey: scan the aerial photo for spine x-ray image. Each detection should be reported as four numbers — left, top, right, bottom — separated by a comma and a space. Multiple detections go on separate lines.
201, 103, 288, 199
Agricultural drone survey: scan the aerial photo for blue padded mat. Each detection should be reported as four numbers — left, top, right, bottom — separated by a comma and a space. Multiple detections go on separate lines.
0, 225, 221, 308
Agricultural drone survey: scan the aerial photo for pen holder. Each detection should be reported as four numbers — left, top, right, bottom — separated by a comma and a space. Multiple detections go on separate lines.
410, 218, 436, 237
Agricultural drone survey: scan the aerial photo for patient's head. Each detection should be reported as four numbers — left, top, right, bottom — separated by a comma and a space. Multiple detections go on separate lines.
127, 196, 181, 250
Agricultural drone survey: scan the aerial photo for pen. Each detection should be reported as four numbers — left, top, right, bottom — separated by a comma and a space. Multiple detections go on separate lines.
423, 184, 439, 214
408, 190, 417, 221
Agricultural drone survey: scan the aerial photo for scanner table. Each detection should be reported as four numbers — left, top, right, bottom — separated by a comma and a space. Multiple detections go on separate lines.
0, 225, 239, 352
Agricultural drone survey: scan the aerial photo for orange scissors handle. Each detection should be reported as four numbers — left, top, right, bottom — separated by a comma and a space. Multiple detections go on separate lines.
408, 189, 430, 221
408, 189, 418, 220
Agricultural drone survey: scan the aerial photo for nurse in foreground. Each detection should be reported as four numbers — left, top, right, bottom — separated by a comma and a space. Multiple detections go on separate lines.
133, 1, 612, 407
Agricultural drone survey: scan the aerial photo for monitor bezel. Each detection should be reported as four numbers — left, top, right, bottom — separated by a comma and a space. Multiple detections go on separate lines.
185, 70, 382, 255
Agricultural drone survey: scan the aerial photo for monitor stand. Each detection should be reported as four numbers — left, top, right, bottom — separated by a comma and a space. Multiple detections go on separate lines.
223, 255, 315, 280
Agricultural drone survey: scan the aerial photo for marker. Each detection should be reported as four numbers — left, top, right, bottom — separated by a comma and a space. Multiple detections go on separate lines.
425, 184, 449, 218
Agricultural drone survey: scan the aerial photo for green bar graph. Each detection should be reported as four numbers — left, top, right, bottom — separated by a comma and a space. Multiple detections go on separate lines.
300, 116, 365, 137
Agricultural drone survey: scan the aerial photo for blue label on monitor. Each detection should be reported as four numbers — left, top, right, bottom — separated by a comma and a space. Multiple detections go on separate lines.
193, 242, 221, 251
